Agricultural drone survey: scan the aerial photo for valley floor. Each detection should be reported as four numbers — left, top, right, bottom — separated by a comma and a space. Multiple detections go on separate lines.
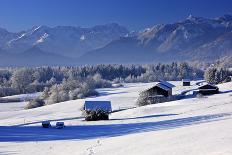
0, 81, 232, 155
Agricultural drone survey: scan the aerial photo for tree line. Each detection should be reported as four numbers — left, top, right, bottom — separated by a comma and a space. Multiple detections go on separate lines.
0, 63, 204, 97
0, 62, 206, 108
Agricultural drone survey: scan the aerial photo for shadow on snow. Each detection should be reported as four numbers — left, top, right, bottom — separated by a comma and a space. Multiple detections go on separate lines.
15, 116, 84, 127
110, 114, 178, 120
0, 112, 231, 142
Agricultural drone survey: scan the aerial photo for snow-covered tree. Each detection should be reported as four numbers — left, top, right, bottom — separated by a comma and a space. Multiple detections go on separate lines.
136, 92, 150, 107
11, 68, 33, 93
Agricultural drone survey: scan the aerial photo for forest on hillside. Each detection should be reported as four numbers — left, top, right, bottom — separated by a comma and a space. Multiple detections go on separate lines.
0, 62, 231, 109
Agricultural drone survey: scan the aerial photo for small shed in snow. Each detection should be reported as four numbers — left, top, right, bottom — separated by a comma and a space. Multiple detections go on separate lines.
182, 79, 191, 86
144, 83, 171, 97
198, 84, 219, 95
84, 101, 112, 121
140, 81, 175, 104
143, 81, 175, 98
84, 101, 112, 113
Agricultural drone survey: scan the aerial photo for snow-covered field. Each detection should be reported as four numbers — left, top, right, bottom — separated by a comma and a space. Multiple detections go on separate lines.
2, 92, 42, 101
0, 81, 232, 155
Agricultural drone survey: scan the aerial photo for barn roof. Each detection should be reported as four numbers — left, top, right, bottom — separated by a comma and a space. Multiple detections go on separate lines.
142, 82, 171, 93
84, 101, 112, 112
156, 83, 171, 91
198, 83, 218, 90
159, 80, 175, 88
182, 79, 191, 82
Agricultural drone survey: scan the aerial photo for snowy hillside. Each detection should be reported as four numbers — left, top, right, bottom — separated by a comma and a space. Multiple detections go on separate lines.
0, 81, 232, 155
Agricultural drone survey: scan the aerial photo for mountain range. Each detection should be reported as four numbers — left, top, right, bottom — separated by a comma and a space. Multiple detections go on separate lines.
0, 15, 232, 66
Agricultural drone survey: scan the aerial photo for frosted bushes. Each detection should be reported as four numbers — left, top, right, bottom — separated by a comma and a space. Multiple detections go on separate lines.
25, 98, 44, 109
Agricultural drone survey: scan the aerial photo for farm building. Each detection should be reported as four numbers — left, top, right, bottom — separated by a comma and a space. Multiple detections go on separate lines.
84, 101, 112, 121
140, 81, 175, 104
182, 79, 191, 86
144, 83, 172, 97
198, 84, 219, 95
84, 101, 112, 112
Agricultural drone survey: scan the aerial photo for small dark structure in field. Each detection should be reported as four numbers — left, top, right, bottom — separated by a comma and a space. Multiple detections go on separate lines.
145, 83, 172, 97
145, 81, 175, 97
198, 84, 219, 95
84, 101, 112, 121
182, 79, 191, 86
138, 81, 175, 105
56, 122, 65, 129
42, 121, 51, 128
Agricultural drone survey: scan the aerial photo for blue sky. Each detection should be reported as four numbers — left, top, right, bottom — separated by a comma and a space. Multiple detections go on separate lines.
0, 0, 231, 32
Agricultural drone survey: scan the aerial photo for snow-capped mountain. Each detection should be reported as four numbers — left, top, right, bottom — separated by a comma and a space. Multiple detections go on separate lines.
138, 14, 232, 53
0, 15, 232, 66
0, 28, 20, 47
78, 14, 232, 64
0, 23, 129, 57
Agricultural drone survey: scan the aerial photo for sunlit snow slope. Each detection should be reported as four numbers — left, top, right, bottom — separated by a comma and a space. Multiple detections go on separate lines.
0, 81, 232, 155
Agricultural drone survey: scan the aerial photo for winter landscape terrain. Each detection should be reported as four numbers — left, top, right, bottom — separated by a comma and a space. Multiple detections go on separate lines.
1, 1, 232, 154
0, 15, 232, 66
0, 81, 232, 155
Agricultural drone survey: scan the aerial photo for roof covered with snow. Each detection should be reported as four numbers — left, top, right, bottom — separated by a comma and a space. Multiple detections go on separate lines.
198, 83, 218, 90
182, 79, 191, 82
159, 80, 175, 88
156, 83, 172, 91
142, 82, 172, 93
84, 101, 112, 112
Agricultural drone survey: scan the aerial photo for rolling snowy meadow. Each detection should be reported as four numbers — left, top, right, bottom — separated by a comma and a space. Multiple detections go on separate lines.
0, 81, 232, 155
0, 1, 232, 154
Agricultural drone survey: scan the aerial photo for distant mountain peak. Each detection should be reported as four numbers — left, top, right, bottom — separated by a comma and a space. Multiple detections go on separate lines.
187, 14, 193, 19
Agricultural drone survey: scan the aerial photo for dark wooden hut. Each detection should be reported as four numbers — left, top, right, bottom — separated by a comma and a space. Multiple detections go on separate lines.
145, 83, 172, 97
198, 84, 219, 95
141, 81, 175, 104
84, 101, 112, 121
143, 81, 175, 97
